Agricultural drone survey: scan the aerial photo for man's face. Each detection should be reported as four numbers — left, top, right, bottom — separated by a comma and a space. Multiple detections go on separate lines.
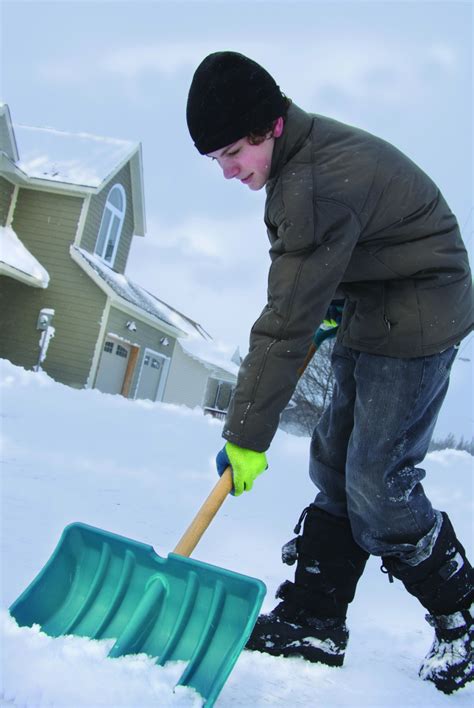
206, 134, 276, 191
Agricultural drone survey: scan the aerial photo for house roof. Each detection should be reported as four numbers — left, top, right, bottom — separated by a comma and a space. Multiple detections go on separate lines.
72, 246, 210, 339
179, 338, 239, 378
71, 247, 238, 378
13, 123, 137, 190
0, 225, 49, 288
0, 104, 146, 236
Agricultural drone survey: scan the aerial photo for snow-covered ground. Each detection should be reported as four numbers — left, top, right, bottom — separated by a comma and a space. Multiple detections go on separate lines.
0, 358, 472, 707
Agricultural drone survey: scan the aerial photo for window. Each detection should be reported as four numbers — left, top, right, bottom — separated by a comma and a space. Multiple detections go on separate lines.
216, 382, 232, 410
95, 184, 126, 265
116, 345, 128, 359
206, 378, 233, 411
104, 340, 114, 353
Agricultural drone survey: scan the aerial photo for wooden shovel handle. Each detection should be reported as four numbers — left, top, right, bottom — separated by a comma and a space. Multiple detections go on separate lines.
172, 466, 233, 557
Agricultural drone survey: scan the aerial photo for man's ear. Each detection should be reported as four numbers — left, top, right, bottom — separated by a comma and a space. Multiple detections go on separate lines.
272, 116, 284, 138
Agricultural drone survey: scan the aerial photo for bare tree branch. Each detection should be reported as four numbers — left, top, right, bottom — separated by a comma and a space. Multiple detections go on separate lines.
280, 339, 335, 437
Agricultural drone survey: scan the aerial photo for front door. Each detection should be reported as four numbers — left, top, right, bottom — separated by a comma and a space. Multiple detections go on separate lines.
95, 337, 131, 395
135, 350, 168, 402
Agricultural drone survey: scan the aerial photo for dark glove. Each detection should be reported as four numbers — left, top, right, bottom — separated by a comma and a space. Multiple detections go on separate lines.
313, 301, 344, 350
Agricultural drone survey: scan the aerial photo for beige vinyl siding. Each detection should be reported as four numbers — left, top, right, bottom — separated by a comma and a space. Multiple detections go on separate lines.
163, 345, 208, 407
96, 305, 176, 395
162, 344, 235, 408
0, 187, 106, 386
0, 176, 15, 225
80, 162, 135, 274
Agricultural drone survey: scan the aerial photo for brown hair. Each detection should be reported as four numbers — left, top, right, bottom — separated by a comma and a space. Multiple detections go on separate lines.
247, 96, 292, 145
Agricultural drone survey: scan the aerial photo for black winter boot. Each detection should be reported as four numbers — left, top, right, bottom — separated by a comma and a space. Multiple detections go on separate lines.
246, 505, 369, 666
419, 605, 473, 694
383, 512, 474, 693
245, 580, 349, 666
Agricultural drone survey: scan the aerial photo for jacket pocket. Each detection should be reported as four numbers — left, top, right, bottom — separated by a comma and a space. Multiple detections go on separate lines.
342, 283, 390, 350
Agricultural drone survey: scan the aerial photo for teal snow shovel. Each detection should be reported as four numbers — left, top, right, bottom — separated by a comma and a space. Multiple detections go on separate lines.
9, 467, 266, 707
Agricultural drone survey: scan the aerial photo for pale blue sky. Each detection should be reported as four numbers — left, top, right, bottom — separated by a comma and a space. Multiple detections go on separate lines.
1, 0, 472, 438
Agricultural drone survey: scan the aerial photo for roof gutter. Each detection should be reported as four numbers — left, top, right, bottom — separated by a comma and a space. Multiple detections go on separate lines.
0, 261, 48, 288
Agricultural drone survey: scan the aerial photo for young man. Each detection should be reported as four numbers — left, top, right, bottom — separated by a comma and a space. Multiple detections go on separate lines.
186, 51, 473, 693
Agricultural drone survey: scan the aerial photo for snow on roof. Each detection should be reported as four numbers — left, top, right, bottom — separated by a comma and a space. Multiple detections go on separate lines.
179, 337, 239, 378
13, 123, 137, 188
0, 225, 49, 288
73, 247, 208, 338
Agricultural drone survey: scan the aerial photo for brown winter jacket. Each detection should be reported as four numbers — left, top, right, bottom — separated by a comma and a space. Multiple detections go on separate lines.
223, 103, 473, 452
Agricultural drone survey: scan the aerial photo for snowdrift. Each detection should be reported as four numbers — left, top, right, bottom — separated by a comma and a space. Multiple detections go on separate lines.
1, 359, 472, 706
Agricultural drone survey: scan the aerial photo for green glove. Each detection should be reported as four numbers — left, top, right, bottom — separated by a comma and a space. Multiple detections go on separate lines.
216, 441, 268, 496
313, 302, 344, 350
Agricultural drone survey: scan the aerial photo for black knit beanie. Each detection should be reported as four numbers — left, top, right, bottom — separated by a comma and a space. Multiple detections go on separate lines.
187, 51, 287, 154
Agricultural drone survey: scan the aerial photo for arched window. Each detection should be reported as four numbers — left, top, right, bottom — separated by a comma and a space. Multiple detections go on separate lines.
95, 184, 126, 265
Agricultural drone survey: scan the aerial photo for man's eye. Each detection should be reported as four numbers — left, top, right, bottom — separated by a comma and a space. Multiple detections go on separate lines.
228, 149, 239, 156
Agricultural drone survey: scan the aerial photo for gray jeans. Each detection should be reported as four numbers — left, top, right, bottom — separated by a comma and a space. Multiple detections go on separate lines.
310, 341, 458, 565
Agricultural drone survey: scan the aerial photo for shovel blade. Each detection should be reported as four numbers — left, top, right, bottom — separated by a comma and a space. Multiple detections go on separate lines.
9, 522, 266, 707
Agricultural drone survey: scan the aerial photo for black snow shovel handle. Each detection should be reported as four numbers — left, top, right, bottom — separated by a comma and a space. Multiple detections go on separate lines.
173, 466, 233, 557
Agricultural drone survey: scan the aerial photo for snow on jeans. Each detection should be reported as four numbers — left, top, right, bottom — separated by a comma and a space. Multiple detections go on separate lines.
309, 341, 458, 565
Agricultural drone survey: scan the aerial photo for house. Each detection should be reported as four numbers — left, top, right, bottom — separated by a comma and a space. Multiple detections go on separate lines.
0, 103, 238, 413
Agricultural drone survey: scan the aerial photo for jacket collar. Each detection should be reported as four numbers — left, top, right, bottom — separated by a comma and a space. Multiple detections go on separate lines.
268, 103, 314, 181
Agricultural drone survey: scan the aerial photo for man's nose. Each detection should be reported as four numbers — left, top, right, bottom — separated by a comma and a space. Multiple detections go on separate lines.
222, 161, 240, 180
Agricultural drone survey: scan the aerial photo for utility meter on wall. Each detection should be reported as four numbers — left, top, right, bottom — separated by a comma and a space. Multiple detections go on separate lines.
36, 308, 55, 331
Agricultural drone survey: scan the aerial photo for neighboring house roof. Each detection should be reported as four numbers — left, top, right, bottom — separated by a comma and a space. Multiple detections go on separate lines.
179, 338, 239, 378
0, 225, 49, 288
71, 246, 210, 339
0, 104, 146, 236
